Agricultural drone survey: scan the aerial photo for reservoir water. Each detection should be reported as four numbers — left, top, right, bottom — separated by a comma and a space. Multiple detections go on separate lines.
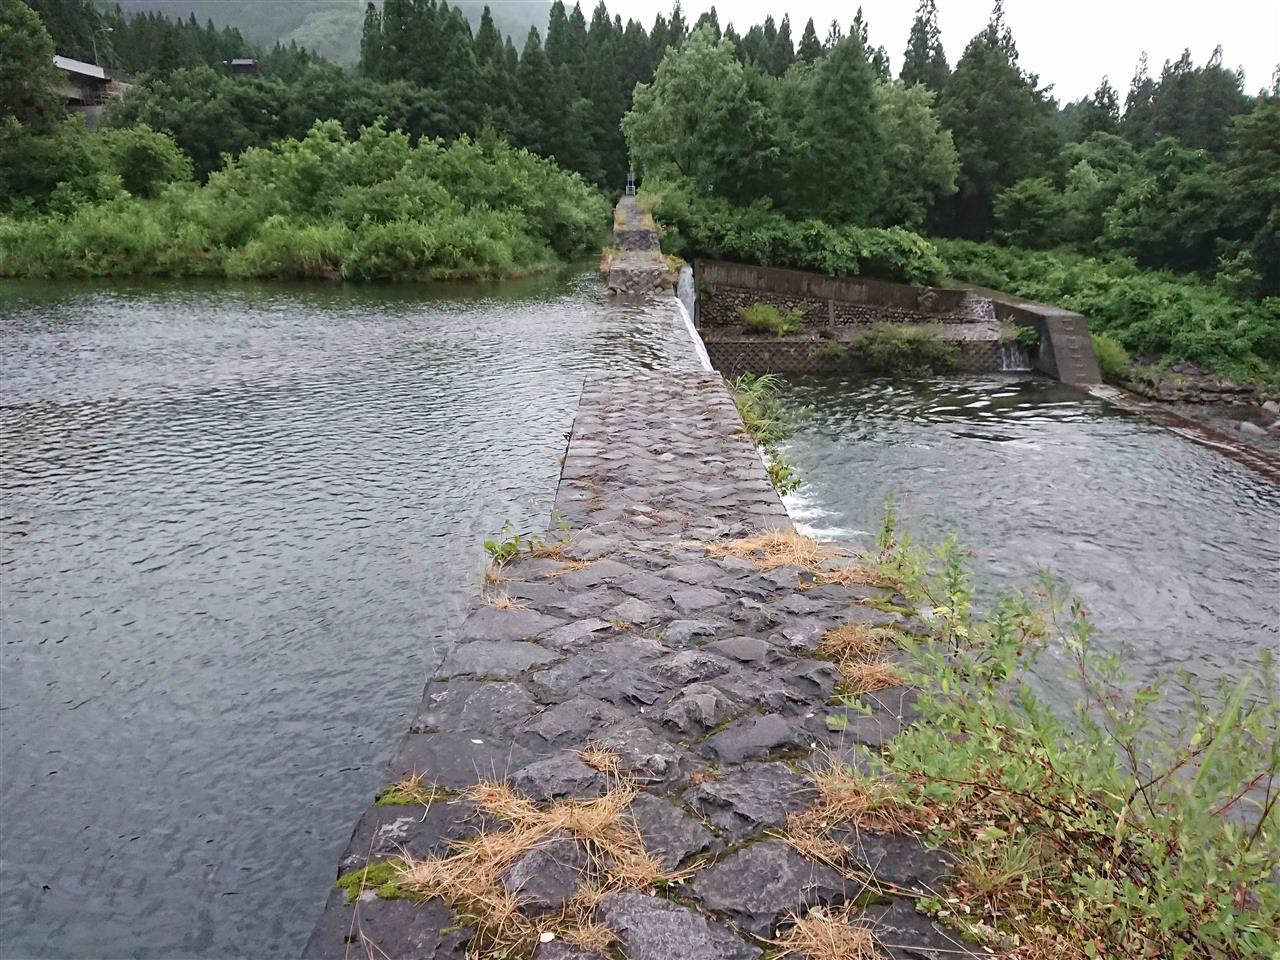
0, 271, 691, 957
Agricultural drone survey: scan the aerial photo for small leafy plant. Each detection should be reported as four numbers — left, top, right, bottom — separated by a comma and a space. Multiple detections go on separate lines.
483, 521, 540, 567
729, 372, 802, 493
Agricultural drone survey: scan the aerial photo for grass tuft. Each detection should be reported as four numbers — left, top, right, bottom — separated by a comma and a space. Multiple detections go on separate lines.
705, 529, 838, 571
377, 775, 453, 808
838, 660, 903, 695
819, 624, 893, 661
769, 905, 885, 960
390, 775, 673, 957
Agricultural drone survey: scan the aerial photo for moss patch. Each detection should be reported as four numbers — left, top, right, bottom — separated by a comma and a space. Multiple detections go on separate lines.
336, 858, 419, 903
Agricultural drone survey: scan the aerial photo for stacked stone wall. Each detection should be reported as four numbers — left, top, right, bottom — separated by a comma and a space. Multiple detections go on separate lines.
705, 338, 1004, 378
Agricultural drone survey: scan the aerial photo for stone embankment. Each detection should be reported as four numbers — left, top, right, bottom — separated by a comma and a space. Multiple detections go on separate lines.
305, 205, 973, 959
606, 197, 671, 297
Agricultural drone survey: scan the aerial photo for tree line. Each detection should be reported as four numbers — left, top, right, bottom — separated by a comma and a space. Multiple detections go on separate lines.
5, 0, 1279, 305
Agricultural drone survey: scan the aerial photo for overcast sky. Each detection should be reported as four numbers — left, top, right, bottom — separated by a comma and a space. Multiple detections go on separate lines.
607, 0, 1280, 101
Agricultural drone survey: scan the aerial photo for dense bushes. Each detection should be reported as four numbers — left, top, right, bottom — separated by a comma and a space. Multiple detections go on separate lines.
644, 177, 946, 287
823, 323, 959, 375
738, 303, 804, 336
0, 122, 608, 282
937, 239, 1280, 384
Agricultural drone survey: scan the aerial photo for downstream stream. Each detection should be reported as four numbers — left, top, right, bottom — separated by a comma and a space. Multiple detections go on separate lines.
0, 272, 690, 958
1, 282, 1275, 957
780, 374, 1280, 711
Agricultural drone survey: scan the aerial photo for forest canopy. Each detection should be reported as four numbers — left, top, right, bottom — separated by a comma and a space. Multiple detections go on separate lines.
4, 0, 1278, 382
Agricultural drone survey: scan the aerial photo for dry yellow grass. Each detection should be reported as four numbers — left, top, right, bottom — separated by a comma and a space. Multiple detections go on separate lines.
819, 624, 892, 661
770, 905, 885, 960
578, 747, 621, 776
530, 540, 568, 560
783, 762, 928, 875
704, 529, 839, 571
482, 563, 509, 584
816, 565, 893, 588
394, 777, 670, 956
484, 591, 526, 610
839, 660, 903, 695
543, 559, 592, 579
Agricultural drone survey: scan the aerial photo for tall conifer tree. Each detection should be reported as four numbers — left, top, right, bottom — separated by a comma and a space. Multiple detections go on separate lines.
900, 0, 949, 91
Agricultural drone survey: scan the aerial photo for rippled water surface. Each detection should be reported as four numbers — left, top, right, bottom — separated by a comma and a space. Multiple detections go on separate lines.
0, 272, 690, 958
781, 375, 1280, 700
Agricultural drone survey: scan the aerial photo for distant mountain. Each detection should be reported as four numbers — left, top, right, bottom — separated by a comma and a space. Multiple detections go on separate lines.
97, 1, 551, 65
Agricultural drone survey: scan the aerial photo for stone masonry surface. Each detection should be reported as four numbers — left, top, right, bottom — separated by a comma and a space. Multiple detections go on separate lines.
607, 198, 670, 298
305, 202, 976, 960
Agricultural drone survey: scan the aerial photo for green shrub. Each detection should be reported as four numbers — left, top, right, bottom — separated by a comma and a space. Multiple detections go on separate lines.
0, 120, 608, 283
1091, 331, 1131, 383
642, 175, 946, 287
936, 238, 1279, 385
841, 323, 959, 375
100, 124, 192, 198
739, 302, 805, 336
867, 526, 1279, 958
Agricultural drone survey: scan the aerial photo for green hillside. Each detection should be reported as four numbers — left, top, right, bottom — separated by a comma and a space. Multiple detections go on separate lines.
96, 1, 550, 64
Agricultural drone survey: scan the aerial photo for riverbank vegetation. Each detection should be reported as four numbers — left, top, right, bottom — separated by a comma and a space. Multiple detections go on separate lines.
728, 373, 801, 494
844, 522, 1280, 957
620, 5, 1277, 386
828, 323, 960, 376
8, 0, 1279, 379
0, 119, 607, 281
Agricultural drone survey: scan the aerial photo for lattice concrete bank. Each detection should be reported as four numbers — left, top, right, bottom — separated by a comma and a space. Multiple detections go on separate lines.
693, 259, 1101, 386
305, 205, 977, 959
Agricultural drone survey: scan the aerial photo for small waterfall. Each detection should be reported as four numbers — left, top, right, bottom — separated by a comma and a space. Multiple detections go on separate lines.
676, 265, 713, 372
1000, 341, 1033, 372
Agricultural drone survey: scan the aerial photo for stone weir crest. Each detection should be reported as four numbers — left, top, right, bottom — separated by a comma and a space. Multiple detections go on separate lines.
304, 199, 976, 960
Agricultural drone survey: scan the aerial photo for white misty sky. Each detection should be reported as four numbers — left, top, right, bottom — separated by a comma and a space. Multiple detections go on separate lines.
592, 0, 1280, 101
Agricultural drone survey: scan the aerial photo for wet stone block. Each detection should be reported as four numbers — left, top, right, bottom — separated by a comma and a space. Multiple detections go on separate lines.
500, 829, 591, 914
337, 802, 481, 874
827, 828, 954, 896
690, 840, 848, 936
518, 696, 625, 747
597, 891, 761, 960
511, 751, 606, 801
652, 649, 736, 686
597, 720, 689, 784
412, 680, 540, 733
626, 792, 717, 870
440, 640, 557, 679
660, 683, 740, 737
388, 731, 532, 788
859, 898, 980, 959
458, 606, 565, 643
685, 762, 814, 843
303, 888, 470, 960
705, 713, 804, 763
663, 619, 727, 646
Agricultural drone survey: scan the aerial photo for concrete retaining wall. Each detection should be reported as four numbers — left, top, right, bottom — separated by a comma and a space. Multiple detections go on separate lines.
704, 337, 1005, 378
693, 259, 1101, 385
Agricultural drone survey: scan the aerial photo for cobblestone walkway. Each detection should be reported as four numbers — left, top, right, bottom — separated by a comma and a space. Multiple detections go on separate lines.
305, 197, 973, 959
306, 364, 973, 959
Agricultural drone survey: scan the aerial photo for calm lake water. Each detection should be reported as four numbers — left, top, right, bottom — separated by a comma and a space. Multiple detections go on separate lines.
0, 271, 692, 958
779, 374, 1280, 705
